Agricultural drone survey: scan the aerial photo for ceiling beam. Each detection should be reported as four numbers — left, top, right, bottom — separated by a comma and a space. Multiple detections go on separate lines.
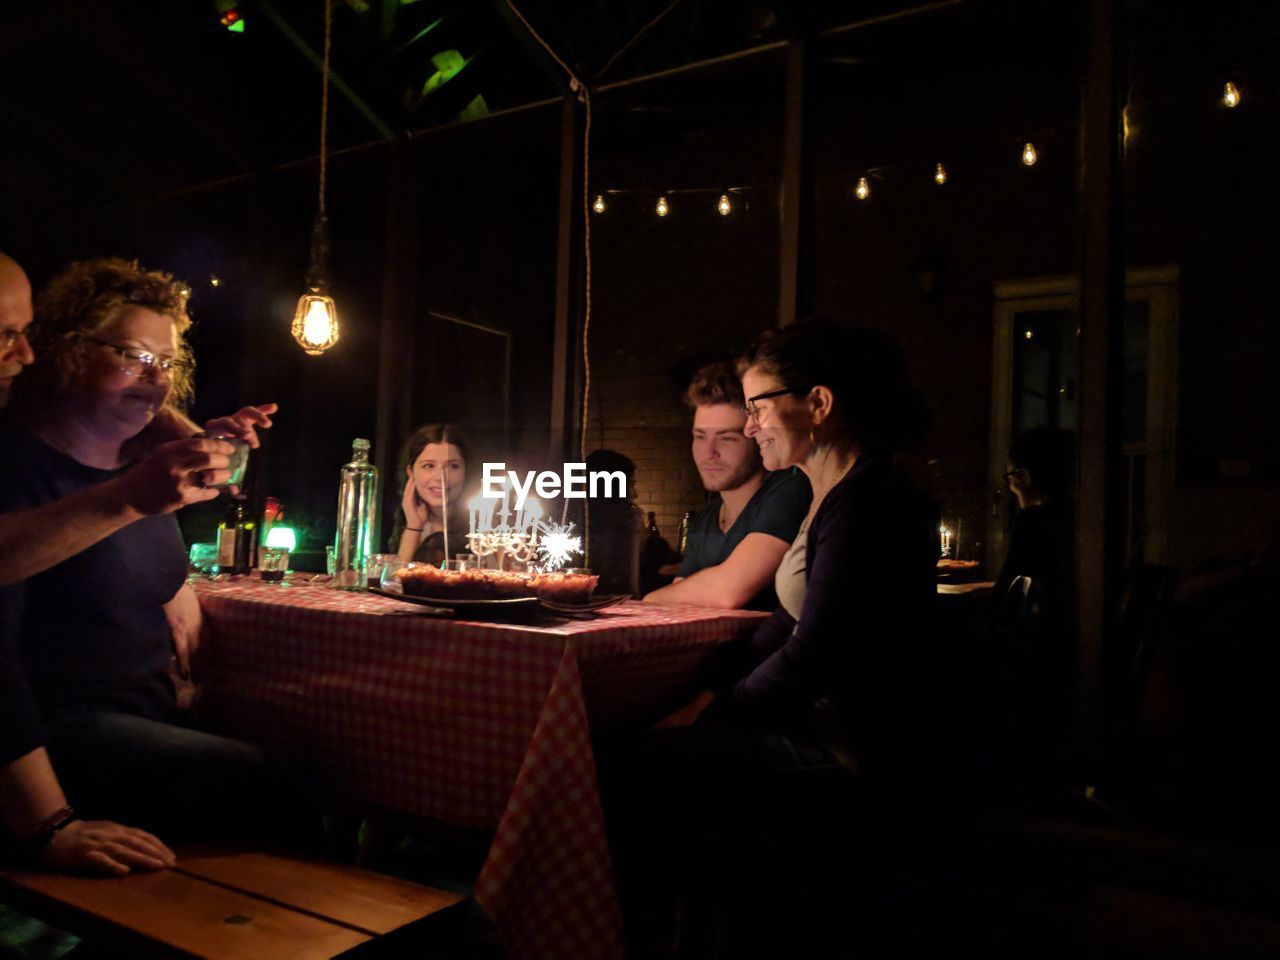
257, 0, 398, 143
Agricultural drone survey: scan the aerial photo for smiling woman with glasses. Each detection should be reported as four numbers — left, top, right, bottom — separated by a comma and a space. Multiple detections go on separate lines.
0, 257, 277, 878
77, 335, 193, 380
603, 318, 943, 948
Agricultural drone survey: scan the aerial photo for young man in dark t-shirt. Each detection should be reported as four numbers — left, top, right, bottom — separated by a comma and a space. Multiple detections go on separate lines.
644, 362, 810, 610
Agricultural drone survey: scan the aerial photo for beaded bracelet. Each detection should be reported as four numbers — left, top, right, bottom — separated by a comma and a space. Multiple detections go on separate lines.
26, 804, 79, 856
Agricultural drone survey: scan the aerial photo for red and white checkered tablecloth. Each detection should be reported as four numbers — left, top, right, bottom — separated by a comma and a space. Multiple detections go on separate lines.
192, 578, 766, 960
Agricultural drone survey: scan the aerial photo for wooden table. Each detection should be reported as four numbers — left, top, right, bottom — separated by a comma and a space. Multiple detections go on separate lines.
192, 578, 767, 960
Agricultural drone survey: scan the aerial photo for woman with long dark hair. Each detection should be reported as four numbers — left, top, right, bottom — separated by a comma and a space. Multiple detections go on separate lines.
391, 423, 472, 566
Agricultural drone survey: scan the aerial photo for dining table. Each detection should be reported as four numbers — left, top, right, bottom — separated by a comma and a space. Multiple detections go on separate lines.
190, 577, 768, 960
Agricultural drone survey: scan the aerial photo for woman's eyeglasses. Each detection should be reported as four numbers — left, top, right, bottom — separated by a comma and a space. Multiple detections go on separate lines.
81, 336, 191, 380
743, 387, 803, 421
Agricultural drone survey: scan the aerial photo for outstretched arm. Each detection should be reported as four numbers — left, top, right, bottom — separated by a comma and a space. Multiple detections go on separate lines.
0, 437, 235, 587
644, 532, 790, 608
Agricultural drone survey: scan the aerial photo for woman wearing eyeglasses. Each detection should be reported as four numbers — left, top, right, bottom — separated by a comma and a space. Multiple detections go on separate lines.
0, 258, 272, 876
603, 318, 941, 952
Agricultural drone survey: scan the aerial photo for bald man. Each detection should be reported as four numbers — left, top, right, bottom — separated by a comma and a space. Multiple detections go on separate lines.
0, 254, 35, 406
0, 252, 276, 588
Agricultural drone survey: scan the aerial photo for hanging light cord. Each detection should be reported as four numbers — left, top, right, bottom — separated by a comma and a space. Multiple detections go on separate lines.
504, 2, 593, 552
318, 0, 332, 217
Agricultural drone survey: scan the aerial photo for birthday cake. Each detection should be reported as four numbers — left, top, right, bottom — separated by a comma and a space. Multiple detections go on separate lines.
396, 565, 598, 604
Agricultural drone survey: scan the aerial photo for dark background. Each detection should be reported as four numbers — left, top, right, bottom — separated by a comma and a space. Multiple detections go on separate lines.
2, 0, 1277, 571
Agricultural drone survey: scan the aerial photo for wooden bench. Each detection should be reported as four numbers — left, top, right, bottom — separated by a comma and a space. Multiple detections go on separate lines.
0, 846, 465, 959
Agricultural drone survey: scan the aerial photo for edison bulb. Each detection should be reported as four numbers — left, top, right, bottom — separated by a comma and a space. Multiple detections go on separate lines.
934, 162, 948, 186
854, 176, 870, 201
655, 196, 669, 217
1223, 82, 1241, 108
718, 194, 732, 216
291, 294, 340, 355
592, 194, 606, 214
1022, 142, 1038, 166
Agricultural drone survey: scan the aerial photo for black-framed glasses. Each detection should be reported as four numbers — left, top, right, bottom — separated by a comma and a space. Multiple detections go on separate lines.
80, 335, 191, 379
0, 329, 28, 350
744, 386, 803, 420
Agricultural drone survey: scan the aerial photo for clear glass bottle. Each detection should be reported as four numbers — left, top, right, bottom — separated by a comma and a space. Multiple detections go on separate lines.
333, 438, 379, 590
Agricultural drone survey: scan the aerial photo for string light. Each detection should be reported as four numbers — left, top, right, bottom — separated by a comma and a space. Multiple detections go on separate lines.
717, 194, 732, 216
209, 275, 221, 288
934, 162, 948, 186
655, 195, 669, 217
854, 176, 870, 201
592, 194, 606, 214
1021, 142, 1038, 166
1024, 328, 1034, 340
1223, 81, 1241, 108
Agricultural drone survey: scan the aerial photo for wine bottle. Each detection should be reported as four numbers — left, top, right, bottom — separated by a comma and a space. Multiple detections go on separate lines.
214, 497, 246, 575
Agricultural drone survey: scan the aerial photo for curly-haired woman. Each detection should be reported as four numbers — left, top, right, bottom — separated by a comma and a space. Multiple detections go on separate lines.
0, 258, 275, 875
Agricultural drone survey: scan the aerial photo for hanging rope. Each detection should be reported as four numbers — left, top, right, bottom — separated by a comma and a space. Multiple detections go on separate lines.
504, 2, 594, 558
319, 0, 332, 217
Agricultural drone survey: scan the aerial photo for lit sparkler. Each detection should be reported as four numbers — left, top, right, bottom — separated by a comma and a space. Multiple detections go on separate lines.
536, 521, 582, 571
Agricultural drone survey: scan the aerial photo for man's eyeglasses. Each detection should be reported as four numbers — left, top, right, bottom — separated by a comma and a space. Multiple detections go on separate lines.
81, 336, 191, 380
743, 387, 803, 421
0, 329, 28, 350
1003, 468, 1026, 483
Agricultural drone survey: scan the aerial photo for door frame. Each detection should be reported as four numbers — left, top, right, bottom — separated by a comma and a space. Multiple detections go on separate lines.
989, 266, 1179, 570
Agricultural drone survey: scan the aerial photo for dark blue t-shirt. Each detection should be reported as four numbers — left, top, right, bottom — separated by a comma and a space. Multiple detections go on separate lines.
0, 418, 186, 766
678, 469, 812, 610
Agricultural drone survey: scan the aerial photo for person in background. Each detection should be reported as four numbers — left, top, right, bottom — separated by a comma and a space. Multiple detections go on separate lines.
603, 319, 939, 952
0, 251, 275, 588
995, 427, 1076, 603
644, 362, 810, 610
0, 258, 275, 876
993, 426, 1077, 793
0, 253, 35, 408
391, 423, 471, 567
583, 449, 643, 596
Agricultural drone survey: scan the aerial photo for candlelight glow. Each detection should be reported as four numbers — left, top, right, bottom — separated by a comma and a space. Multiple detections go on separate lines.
292, 294, 339, 355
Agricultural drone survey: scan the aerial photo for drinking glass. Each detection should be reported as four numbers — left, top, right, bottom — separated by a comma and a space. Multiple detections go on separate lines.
188, 542, 218, 578
368, 553, 401, 589
259, 547, 290, 583
207, 434, 250, 489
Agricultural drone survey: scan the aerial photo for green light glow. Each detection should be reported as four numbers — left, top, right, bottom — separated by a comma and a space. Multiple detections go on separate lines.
264, 526, 297, 550
422, 50, 470, 96
457, 95, 488, 122
227, 18, 245, 32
